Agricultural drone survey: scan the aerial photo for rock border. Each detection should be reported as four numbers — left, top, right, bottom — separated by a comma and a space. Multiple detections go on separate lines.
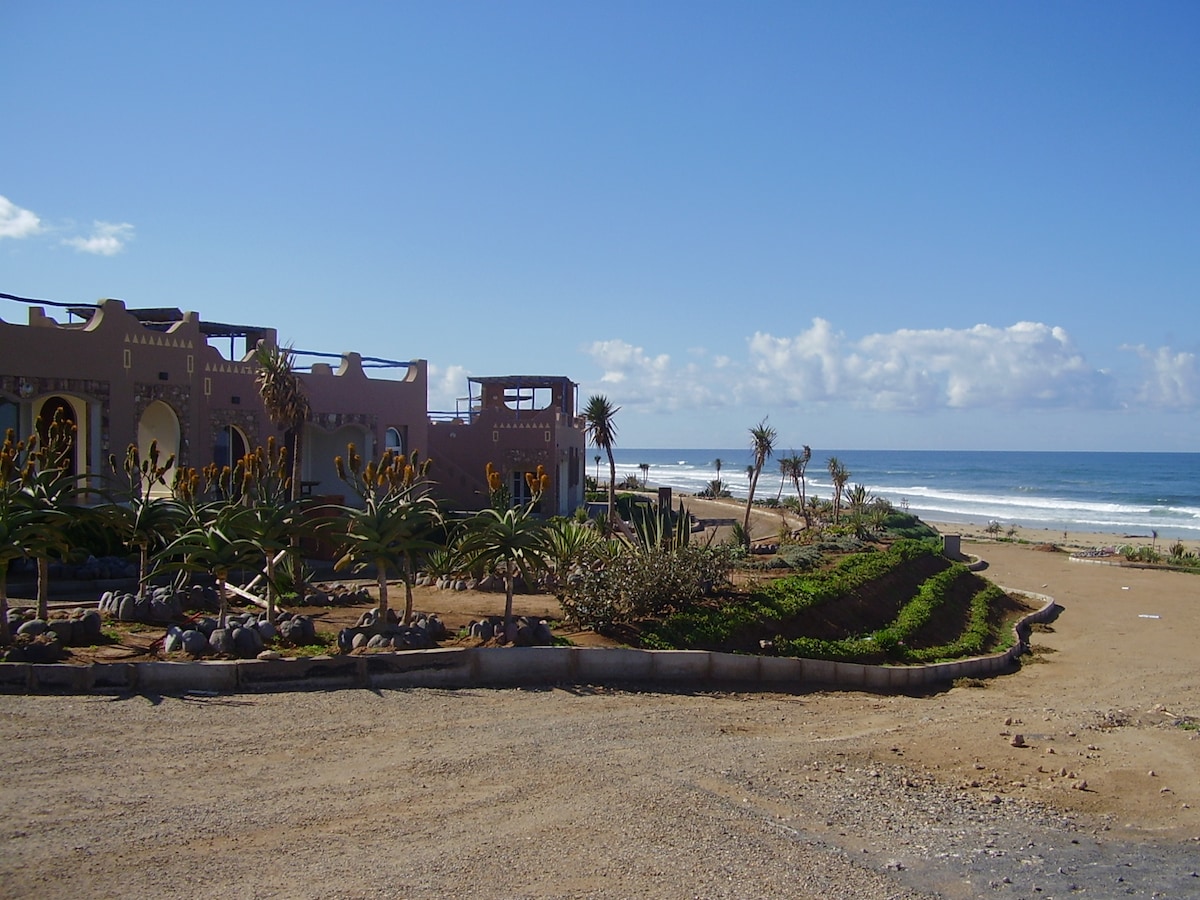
0, 586, 1058, 697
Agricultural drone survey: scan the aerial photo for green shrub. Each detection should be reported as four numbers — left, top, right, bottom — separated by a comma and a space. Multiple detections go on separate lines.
558, 544, 736, 630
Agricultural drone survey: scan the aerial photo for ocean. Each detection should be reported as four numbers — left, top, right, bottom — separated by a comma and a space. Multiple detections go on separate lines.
600, 449, 1200, 542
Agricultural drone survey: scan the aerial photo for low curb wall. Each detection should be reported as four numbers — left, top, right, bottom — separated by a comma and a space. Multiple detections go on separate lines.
1, 590, 1059, 697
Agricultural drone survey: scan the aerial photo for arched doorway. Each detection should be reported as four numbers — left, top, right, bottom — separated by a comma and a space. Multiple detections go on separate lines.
137, 401, 180, 495
0, 398, 18, 438
35, 395, 79, 477
213, 424, 249, 471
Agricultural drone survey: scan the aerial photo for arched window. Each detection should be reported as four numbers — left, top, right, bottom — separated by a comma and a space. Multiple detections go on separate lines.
138, 401, 181, 496
385, 427, 404, 455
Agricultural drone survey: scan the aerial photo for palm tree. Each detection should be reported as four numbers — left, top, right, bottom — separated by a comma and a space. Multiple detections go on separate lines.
593, 455, 601, 485
827, 456, 850, 524
775, 453, 799, 503
712, 458, 723, 484
255, 342, 312, 602
741, 418, 778, 542
638, 462, 650, 488
583, 395, 620, 528
797, 446, 812, 519
782, 446, 814, 528
254, 342, 311, 503
333, 445, 444, 626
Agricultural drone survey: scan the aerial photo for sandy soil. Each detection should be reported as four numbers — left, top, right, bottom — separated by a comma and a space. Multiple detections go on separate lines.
2, 509, 1199, 897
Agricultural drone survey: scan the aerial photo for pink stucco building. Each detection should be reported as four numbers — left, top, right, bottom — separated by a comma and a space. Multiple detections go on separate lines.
0, 296, 586, 516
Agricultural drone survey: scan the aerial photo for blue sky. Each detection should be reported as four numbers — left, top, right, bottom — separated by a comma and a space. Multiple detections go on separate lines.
2, 1, 1197, 451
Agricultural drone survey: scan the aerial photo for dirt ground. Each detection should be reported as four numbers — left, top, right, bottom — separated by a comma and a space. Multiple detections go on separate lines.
3, 533, 1199, 899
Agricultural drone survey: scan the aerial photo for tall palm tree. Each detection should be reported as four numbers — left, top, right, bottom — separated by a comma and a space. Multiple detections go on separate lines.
775, 453, 799, 503
255, 342, 312, 603
827, 456, 850, 524
741, 418, 778, 541
712, 458, 723, 483
583, 395, 619, 528
638, 462, 650, 488
254, 342, 311, 503
789, 445, 813, 528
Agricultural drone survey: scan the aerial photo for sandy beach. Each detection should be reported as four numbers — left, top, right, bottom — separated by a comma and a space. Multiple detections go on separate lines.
2, 511, 1199, 898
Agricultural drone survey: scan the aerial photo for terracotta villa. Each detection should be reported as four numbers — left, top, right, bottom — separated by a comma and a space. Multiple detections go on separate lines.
0, 295, 587, 516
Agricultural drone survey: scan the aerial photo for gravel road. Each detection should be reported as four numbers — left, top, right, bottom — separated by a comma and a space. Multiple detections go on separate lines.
3, 686, 1198, 899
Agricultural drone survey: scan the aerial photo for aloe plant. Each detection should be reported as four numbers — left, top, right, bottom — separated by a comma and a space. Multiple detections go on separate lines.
333, 445, 444, 626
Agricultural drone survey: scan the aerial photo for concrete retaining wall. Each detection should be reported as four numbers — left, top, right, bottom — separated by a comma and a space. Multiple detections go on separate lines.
2, 591, 1059, 698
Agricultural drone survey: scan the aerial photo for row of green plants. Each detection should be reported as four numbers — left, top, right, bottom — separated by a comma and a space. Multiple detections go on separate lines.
773, 567, 1008, 664
638, 537, 1016, 664
640, 538, 940, 651
1117, 541, 1200, 569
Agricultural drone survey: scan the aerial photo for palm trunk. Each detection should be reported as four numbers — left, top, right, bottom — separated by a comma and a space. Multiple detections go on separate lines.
402, 555, 414, 626
503, 563, 515, 633
742, 468, 761, 538
217, 572, 228, 629
37, 557, 49, 621
0, 569, 11, 645
289, 425, 306, 603
138, 543, 150, 601
265, 554, 277, 624
605, 448, 617, 529
376, 563, 389, 624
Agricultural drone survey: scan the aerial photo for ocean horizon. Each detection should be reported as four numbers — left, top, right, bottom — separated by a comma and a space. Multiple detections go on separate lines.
600, 449, 1200, 542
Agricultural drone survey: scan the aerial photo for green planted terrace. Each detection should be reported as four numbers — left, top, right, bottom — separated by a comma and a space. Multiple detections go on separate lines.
640, 538, 1030, 663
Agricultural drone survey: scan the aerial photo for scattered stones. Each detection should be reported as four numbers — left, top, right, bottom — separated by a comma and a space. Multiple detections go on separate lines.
5, 607, 104, 653
464, 616, 554, 646
336, 611, 446, 653
98, 586, 202, 623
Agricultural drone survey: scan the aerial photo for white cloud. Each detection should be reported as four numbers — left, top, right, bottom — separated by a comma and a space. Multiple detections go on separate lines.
0, 195, 42, 239
582, 339, 720, 411
426, 363, 470, 414
1125, 344, 1199, 409
64, 221, 135, 255
582, 319, 1119, 417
